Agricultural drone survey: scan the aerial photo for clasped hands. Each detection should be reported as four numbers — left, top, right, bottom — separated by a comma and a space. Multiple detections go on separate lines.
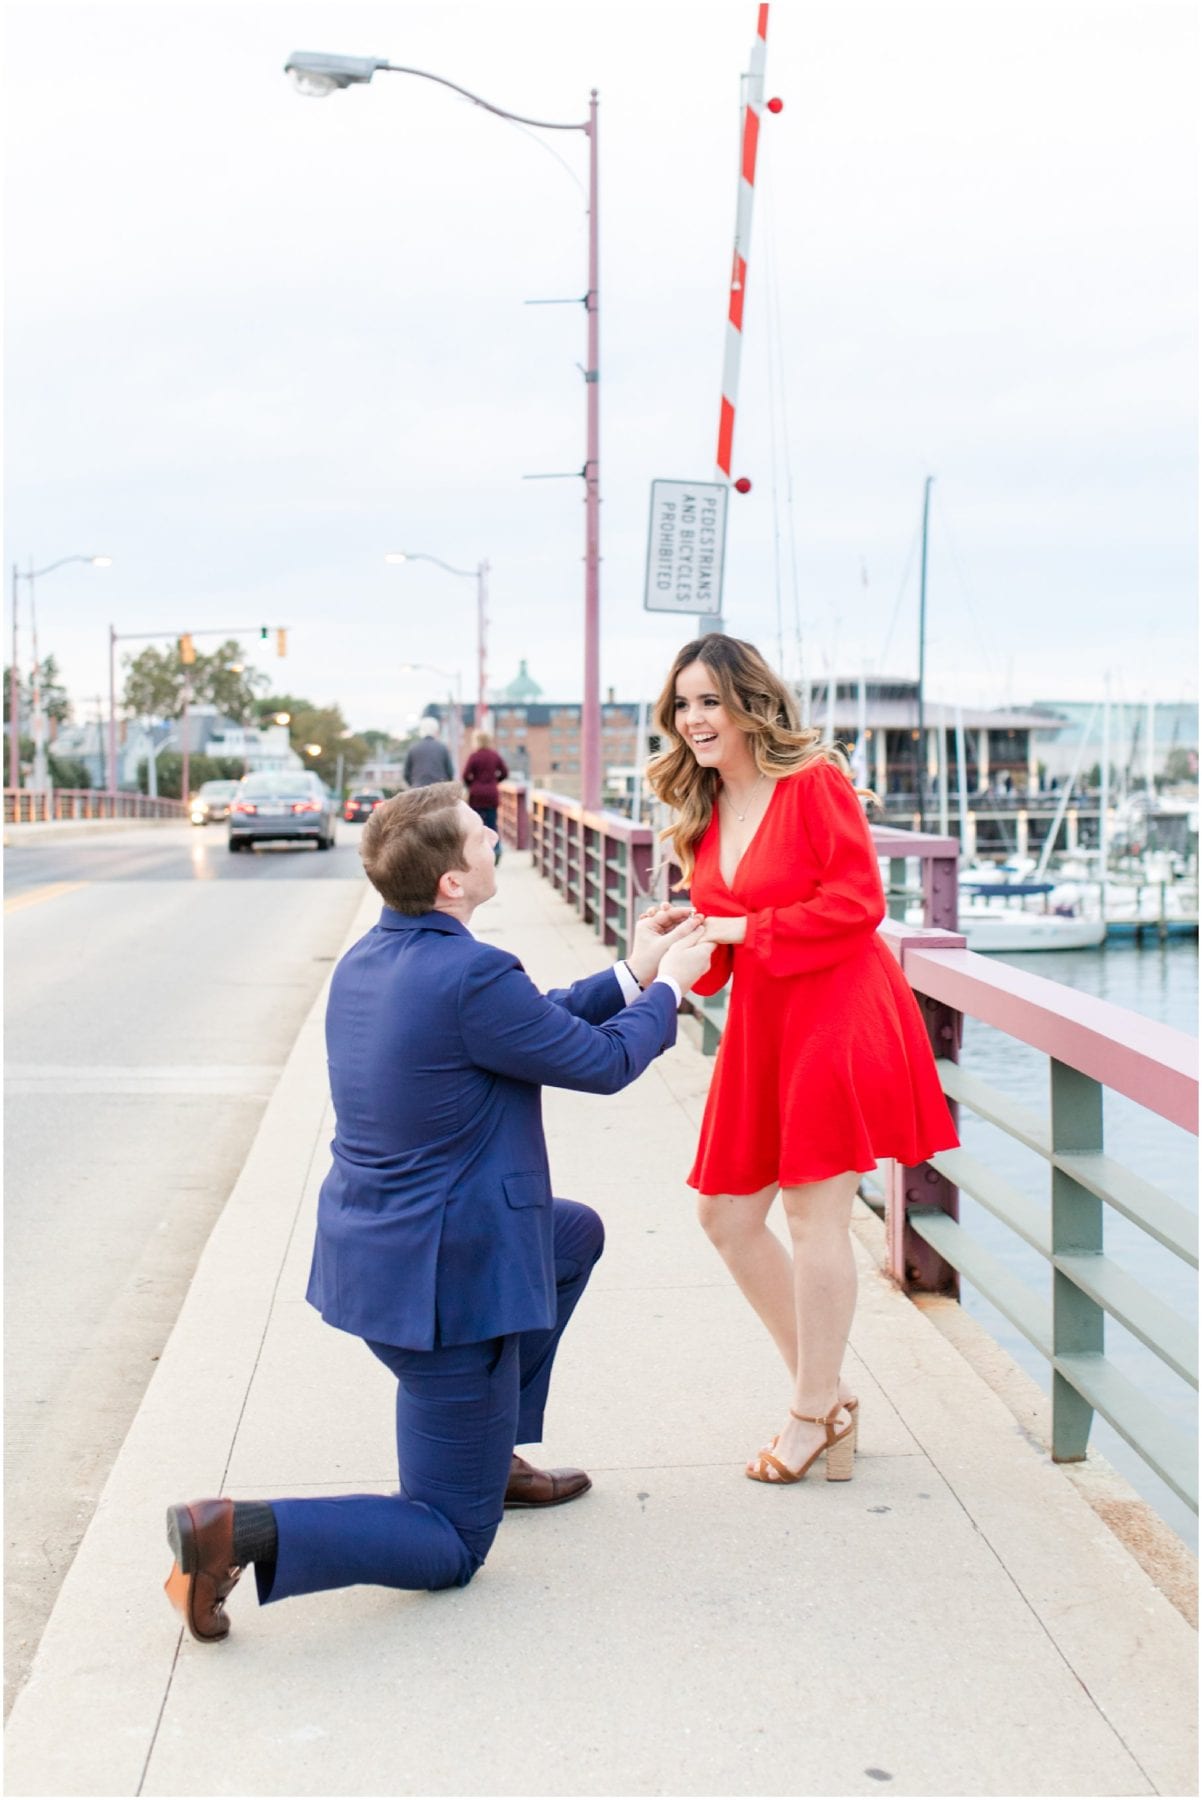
628, 901, 747, 994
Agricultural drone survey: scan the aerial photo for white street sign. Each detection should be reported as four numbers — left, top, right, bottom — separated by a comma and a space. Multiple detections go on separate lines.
644, 479, 728, 616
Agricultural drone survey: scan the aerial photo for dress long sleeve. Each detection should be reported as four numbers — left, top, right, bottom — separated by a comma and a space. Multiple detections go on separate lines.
741, 763, 885, 977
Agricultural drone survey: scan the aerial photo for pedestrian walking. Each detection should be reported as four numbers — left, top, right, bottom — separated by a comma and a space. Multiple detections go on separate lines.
403, 718, 454, 787
461, 730, 509, 861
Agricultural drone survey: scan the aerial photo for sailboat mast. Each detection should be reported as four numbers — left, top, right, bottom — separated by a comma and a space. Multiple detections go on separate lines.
1100, 678, 1110, 924
916, 474, 934, 830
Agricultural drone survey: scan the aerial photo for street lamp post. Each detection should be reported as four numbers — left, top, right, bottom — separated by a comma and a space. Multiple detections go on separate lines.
385, 551, 490, 734
286, 51, 602, 807
8, 554, 110, 793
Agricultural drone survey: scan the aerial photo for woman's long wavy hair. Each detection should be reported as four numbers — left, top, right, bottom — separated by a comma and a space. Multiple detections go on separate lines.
645, 635, 853, 884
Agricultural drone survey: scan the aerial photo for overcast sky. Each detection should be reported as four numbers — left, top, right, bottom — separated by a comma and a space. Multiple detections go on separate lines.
5, 0, 1197, 736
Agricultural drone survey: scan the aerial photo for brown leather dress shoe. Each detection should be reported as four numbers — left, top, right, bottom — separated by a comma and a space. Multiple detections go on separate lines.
503, 1452, 591, 1509
163, 1498, 241, 1642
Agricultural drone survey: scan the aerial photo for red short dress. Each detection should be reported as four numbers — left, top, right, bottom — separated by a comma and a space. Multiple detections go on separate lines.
686, 760, 959, 1194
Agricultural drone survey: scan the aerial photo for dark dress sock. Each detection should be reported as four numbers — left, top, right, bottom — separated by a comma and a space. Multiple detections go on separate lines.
232, 1501, 278, 1566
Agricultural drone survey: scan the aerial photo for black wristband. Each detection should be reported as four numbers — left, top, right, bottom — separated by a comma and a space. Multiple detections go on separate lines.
623, 959, 645, 991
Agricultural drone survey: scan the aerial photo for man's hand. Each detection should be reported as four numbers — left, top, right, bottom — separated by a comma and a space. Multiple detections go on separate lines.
701, 915, 747, 947
628, 903, 701, 987
658, 925, 714, 994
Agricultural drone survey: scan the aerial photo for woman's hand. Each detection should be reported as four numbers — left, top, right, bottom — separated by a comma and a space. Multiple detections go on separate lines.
701, 915, 747, 946
658, 925, 714, 994
628, 903, 701, 987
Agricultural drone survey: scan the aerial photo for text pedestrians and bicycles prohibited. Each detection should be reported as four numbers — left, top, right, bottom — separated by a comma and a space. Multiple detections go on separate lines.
644, 479, 728, 616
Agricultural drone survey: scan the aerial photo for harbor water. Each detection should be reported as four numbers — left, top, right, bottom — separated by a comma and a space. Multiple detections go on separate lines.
955, 938, 1198, 1546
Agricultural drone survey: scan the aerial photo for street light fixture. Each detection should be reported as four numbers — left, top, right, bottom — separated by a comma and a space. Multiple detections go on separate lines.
286, 50, 602, 807
385, 550, 490, 736
9, 554, 112, 794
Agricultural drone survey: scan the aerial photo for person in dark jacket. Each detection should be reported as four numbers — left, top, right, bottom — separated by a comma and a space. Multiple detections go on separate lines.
462, 730, 509, 861
162, 782, 712, 1641
403, 718, 454, 787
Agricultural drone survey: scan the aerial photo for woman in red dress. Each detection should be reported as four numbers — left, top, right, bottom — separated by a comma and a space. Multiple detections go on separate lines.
647, 635, 958, 1485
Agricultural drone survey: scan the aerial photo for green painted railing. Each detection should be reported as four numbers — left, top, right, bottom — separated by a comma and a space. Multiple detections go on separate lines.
882, 926, 1198, 1512
507, 784, 1198, 1515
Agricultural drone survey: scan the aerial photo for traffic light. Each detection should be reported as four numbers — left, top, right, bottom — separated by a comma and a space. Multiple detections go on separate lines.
276, 628, 288, 657
179, 634, 196, 664
260, 625, 269, 640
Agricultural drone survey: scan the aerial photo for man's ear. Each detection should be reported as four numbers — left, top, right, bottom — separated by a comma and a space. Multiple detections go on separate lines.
437, 868, 464, 902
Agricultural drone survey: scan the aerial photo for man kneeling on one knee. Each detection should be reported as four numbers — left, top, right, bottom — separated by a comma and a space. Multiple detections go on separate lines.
164, 782, 712, 1639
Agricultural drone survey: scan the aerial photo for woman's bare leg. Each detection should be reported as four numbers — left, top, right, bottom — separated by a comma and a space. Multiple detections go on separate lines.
697, 1185, 857, 1407
750, 1171, 861, 1479
697, 1186, 795, 1368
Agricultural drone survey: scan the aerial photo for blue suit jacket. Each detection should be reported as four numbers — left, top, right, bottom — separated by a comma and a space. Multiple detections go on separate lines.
306, 906, 678, 1350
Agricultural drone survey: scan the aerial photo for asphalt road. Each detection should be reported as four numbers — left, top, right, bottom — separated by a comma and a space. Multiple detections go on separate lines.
4, 821, 371, 1713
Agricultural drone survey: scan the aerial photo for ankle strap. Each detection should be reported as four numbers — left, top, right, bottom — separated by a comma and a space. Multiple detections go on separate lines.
790, 1405, 844, 1427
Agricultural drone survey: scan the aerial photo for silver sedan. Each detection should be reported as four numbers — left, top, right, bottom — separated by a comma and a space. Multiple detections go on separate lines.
227, 772, 338, 852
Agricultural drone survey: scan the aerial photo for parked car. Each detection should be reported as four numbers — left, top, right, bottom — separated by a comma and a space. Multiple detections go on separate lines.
344, 789, 386, 822
227, 772, 338, 852
190, 780, 242, 826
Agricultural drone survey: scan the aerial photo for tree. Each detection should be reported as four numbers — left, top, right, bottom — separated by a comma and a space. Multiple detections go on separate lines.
123, 640, 266, 723
135, 752, 244, 801
3, 729, 31, 787
1162, 747, 1198, 787
47, 752, 92, 789
256, 694, 370, 789
256, 692, 313, 724
4, 658, 71, 727
361, 728, 398, 755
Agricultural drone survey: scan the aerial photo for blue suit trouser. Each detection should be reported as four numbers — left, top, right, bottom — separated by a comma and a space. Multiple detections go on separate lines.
257, 1199, 603, 1604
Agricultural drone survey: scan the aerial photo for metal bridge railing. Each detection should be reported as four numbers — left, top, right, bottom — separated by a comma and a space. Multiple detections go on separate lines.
885, 923, 1197, 1512
4, 788, 186, 824
504, 783, 1199, 1512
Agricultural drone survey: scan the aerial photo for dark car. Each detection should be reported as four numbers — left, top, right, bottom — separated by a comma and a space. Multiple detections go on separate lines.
344, 789, 386, 822
228, 772, 338, 853
190, 779, 241, 826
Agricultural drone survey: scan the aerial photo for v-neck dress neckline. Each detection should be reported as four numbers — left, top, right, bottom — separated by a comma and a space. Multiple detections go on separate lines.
684, 761, 960, 1195
715, 773, 783, 894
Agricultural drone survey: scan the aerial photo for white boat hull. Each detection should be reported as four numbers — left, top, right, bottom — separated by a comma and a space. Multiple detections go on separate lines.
958, 909, 1108, 953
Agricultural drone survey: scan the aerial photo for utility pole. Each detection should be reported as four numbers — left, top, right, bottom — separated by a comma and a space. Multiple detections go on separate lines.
581, 89, 602, 810
9, 564, 20, 789
916, 474, 934, 832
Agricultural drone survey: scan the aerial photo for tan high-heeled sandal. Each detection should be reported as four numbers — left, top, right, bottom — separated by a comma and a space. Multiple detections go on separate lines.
745, 1395, 859, 1474
746, 1404, 856, 1485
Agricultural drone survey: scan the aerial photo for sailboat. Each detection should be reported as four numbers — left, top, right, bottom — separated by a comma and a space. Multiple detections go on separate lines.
903, 481, 1106, 951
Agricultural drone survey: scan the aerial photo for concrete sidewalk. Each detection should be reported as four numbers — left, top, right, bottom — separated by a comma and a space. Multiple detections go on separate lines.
5, 856, 1196, 1797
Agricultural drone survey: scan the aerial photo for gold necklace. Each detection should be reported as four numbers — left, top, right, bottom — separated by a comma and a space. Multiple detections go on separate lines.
720, 771, 766, 821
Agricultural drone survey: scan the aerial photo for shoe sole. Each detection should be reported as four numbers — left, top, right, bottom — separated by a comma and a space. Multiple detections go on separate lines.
163, 1505, 232, 1643
165, 1504, 197, 1572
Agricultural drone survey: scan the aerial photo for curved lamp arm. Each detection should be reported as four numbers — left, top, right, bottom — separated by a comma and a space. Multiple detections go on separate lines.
284, 52, 588, 133
21, 554, 111, 581
379, 63, 588, 133
386, 551, 477, 581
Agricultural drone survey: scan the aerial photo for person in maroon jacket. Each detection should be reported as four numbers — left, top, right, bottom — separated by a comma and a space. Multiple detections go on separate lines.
461, 731, 510, 861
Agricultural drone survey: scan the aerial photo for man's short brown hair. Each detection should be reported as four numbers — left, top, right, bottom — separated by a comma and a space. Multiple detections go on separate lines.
360, 783, 469, 915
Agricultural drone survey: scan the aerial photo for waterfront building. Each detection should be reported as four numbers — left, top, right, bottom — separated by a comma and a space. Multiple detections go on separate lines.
425, 668, 1064, 812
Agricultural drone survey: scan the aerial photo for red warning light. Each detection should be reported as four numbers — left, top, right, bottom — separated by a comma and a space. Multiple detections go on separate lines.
733, 477, 752, 494
766, 97, 784, 113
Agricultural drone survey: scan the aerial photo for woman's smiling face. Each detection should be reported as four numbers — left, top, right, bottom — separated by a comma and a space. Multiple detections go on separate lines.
674, 661, 745, 769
